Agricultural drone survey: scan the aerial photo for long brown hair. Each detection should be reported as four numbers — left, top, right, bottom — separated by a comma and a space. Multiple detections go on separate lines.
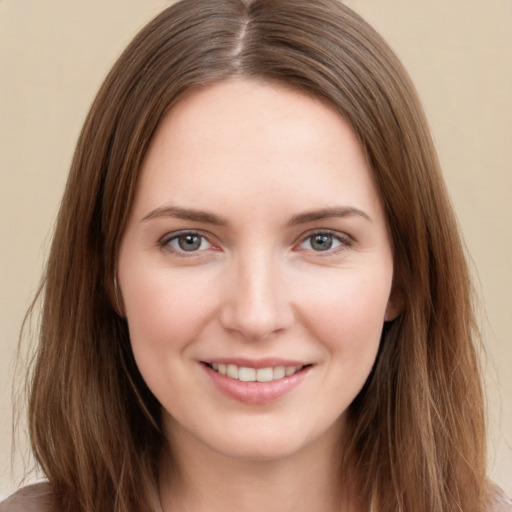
26, 0, 488, 511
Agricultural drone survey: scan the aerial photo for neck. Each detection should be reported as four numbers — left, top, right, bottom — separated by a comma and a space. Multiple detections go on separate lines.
158, 418, 360, 512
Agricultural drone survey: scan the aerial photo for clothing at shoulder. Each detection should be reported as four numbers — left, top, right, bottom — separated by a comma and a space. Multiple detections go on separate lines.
0, 482, 510, 512
0, 483, 52, 512
490, 488, 512, 512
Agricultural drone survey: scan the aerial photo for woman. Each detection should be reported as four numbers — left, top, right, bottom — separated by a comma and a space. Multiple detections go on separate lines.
2, 0, 510, 511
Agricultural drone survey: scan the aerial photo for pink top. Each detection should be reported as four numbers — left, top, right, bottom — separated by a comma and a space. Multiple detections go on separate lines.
0, 483, 52, 512
1, 481, 511, 511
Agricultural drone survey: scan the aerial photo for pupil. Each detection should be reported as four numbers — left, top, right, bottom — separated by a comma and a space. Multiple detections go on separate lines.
178, 234, 201, 251
312, 234, 332, 251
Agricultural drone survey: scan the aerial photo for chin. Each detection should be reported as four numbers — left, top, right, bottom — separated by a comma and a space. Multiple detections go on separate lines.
210, 435, 308, 462
165, 410, 345, 465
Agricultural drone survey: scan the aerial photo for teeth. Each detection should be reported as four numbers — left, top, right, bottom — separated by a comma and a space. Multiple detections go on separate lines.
273, 366, 286, 379
209, 363, 303, 382
285, 366, 296, 376
256, 367, 273, 382
227, 364, 238, 379
239, 367, 256, 381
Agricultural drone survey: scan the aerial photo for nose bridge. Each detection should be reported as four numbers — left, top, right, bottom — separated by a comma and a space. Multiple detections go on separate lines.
221, 245, 292, 340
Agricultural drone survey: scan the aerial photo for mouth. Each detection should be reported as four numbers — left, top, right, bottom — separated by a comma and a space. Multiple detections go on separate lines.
201, 360, 313, 404
203, 362, 310, 382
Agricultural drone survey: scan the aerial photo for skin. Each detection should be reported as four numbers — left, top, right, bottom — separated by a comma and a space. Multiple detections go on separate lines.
117, 79, 401, 512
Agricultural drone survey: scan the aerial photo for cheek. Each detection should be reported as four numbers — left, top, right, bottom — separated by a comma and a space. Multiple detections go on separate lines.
287, 267, 393, 433
297, 268, 392, 361
120, 268, 225, 412
120, 266, 220, 365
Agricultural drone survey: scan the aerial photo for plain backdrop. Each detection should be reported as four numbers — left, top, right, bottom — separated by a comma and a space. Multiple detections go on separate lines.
1, 0, 511, 499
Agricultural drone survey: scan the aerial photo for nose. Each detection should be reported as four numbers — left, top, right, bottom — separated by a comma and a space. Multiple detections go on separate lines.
219, 249, 294, 341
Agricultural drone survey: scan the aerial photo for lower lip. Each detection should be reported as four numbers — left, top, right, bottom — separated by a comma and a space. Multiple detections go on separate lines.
202, 364, 311, 404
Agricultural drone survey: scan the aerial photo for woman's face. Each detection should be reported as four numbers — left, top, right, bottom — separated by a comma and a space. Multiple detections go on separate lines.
118, 79, 400, 461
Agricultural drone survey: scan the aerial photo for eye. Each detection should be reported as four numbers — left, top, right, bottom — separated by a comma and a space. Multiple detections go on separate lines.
163, 231, 212, 253
298, 231, 350, 253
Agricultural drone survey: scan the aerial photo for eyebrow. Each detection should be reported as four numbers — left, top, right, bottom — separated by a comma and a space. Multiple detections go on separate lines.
141, 205, 229, 226
287, 207, 372, 226
141, 205, 371, 226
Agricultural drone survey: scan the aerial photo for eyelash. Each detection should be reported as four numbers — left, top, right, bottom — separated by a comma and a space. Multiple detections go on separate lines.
296, 230, 353, 255
159, 230, 215, 257
159, 229, 353, 256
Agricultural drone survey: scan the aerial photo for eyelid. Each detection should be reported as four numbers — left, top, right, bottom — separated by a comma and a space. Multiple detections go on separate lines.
294, 229, 353, 253
159, 229, 218, 255
158, 228, 353, 256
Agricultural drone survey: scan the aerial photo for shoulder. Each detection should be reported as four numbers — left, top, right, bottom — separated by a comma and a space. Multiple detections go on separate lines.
489, 487, 512, 512
0, 483, 53, 512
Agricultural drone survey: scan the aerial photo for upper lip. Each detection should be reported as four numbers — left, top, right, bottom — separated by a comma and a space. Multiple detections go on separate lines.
201, 358, 311, 369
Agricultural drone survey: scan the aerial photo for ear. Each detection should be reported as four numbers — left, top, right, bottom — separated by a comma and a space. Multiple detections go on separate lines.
384, 281, 404, 322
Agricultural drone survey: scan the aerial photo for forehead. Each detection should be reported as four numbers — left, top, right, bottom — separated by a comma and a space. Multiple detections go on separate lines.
131, 78, 383, 223
155, 79, 355, 158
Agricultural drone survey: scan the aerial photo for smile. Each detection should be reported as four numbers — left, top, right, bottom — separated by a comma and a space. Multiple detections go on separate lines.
206, 362, 305, 382
202, 360, 312, 404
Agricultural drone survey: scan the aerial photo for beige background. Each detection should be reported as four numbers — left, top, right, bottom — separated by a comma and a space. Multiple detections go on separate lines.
1, 0, 510, 499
